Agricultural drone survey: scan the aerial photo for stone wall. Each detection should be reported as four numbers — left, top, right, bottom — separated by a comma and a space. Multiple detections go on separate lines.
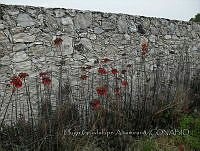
0, 3, 200, 123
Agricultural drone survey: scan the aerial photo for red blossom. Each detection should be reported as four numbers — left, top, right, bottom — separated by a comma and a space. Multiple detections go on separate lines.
121, 70, 127, 74
141, 43, 148, 56
42, 77, 51, 85
101, 58, 112, 64
90, 99, 101, 110
142, 43, 148, 49
121, 80, 128, 87
115, 77, 121, 80
80, 75, 88, 80
96, 85, 108, 96
10, 76, 22, 88
97, 68, 107, 74
178, 145, 184, 151
114, 88, 121, 94
111, 69, 118, 74
54, 38, 63, 47
18, 73, 29, 79
182, 105, 189, 113
39, 72, 48, 78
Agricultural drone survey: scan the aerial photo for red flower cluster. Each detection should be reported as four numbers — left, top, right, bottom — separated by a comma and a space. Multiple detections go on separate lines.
54, 38, 63, 47
182, 105, 189, 113
96, 85, 108, 96
80, 75, 88, 80
98, 68, 107, 74
111, 69, 118, 74
10, 76, 22, 88
39, 72, 48, 78
121, 80, 128, 87
114, 88, 121, 94
90, 99, 101, 110
42, 77, 51, 85
101, 58, 112, 64
39, 72, 51, 85
141, 43, 148, 56
178, 145, 184, 151
18, 72, 29, 79
115, 77, 121, 80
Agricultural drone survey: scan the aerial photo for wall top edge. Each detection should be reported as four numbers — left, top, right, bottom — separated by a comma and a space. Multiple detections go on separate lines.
0, 3, 199, 25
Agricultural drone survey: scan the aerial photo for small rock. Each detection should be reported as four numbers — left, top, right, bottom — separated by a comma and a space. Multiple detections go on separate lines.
149, 35, 156, 42
54, 9, 66, 17
13, 51, 29, 62
13, 33, 36, 43
13, 44, 27, 52
0, 31, 8, 41
74, 13, 92, 29
87, 33, 96, 40
61, 17, 73, 25
124, 34, 131, 41
118, 16, 128, 33
17, 13, 35, 27
80, 38, 93, 51
61, 36, 73, 55
164, 35, 171, 39
94, 27, 104, 34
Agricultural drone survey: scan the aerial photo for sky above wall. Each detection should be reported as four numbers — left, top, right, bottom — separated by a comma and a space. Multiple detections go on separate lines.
1, 0, 199, 21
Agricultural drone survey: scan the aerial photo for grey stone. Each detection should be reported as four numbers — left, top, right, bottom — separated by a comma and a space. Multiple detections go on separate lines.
124, 34, 131, 41
169, 23, 176, 33
129, 23, 137, 32
94, 27, 104, 34
150, 26, 159, 35
54, 9, 66, 17
0, 32, 8, 41
172, 35, 179, 40
28, 45, 46, 57
11, 27, 24, 34
79, 33, 87, 38
17, 13, 35, 27
149, 35, 156, 42
118, 16, 128, 33
61, 17, 73, 26
112, 34, 124, 41
104, 45, 118, 56
0, 24, 6, 30
13, 44, 27, 52
102, 21, 115, 30
61, 36, 73, 55
74, 13, 92, 29
7, 9, 19, 15
27, 9, 37, 16
13, 51, 29, 62
0, 46, 6, 58
80, 38, 93, 51
46, 14, 59, 31
0, 55, 11, 65
164, 35, 171, 39
13, 33, 36, 43
87, 33, 96, 40
15, 60, 32, 71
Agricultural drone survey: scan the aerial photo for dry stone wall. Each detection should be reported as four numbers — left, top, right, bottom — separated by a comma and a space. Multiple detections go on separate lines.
0, 4, 200, 123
